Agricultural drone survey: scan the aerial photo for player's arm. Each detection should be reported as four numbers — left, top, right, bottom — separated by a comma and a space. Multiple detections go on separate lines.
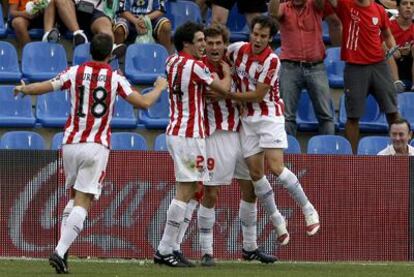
327, 0, 338, 8
268, 0, 283, 20
382, 28, 398, 53
13, 80, 54, 97
314, 0, 325, 11
228, 82, 271, 103
125, 76, 168, 109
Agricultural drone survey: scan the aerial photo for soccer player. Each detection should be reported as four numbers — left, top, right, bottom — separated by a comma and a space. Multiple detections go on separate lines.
154, 21, 232, 267
197, 24, 277, 266
13, 33, 168, 274
210, 15, 320, 242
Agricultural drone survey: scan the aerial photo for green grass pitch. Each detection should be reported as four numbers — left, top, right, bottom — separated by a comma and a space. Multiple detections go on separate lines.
1, 258, 414, 277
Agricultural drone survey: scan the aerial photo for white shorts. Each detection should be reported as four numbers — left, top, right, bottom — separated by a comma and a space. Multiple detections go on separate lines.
166, 135, 209, 182
205, 130, 250, 186
240, 116, 288, 158
62, 143, 109, 200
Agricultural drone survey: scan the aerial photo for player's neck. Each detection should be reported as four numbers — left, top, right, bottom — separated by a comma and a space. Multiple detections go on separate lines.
355, 0, 371, 7
397, 16, 412, 28
394, 144, 409, 155
92, 59, 110, 64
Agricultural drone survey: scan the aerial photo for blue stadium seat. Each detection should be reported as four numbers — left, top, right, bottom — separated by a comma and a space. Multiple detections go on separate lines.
111, 95, 137, 128
36, 90, 70, 127
0, 85, 36, 127
227, 5, 249, 42
22, 42, 68, 82
138, 87, 169, 129
286, 135, 301, 154
398, 93, 414, 127
154, 133, 168, 151
274, 47, 281, 56
166, 0, 202, 32
111, 132, 148, 150
357, 136, 390, 155
338, 94, 388, 132
307, 135, 352, 155
0, 9, 7, 38
411, 139, 414, 147
296, 90, 336, 132
324, 47, 344, 88
73, 43, 119, 70
0, 131, 45, 150
0, 41, 22, 82
125, 43, 168, 84
51, 132, 64, 150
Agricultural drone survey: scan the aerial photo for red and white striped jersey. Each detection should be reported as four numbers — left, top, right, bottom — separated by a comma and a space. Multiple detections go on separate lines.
166, 52, 214, 138
227, 42, 284, 118
50, 61, 133, 148
201, 56, 240, 136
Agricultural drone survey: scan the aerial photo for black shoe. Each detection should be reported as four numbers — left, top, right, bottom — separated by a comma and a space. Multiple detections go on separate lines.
73, 31, 88, 47
63, 251, 68, 271
154, 250, 187, 267
111, 44, 127, 60
242, 248, 277, 264
49, 252, 69, 274
173, 250, 195, 267
43, 28, 60, 43
201, 254, 216, 267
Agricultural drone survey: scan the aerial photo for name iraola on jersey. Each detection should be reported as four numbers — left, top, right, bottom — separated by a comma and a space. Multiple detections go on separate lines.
83, 73, 107, 82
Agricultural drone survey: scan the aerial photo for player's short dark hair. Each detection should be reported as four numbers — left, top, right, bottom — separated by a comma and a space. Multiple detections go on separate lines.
396, 0, 401, 6
390, 117, 412, 132
174, 21, 204, 52
90, 33, 113, 61
250, 15, 278, 37
204, 24, 230, 45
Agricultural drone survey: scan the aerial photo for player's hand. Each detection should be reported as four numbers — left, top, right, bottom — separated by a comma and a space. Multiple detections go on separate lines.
205, 87, 226, 101
13, 80, 27, 98
135, 16, 147, 35
393, 48, 402, 60
399, 44, 411, 56
154, 76, 168, 91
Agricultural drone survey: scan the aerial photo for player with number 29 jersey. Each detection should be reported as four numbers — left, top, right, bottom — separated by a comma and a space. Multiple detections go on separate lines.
51, 61, 133, 148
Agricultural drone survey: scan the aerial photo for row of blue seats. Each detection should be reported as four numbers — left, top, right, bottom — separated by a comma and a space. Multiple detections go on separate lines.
0, 131, 162, 151
0, 85, 167, 129
1, 131, 411, 155
0, 41, 168, 84
2, 81, 414, 132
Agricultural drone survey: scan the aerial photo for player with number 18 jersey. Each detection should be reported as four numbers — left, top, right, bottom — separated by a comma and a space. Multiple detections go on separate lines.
51, 61, 134, 148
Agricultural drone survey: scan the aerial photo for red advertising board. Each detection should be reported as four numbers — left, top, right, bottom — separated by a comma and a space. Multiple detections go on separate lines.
0, 151, 410, 261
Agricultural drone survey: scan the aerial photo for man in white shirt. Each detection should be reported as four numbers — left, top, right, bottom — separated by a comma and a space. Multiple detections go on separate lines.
378, 118, 414, 155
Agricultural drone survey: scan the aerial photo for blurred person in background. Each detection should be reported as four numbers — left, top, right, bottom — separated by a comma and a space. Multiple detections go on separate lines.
9, 0, 60, 47
387, 0, 414, 92
378, 117, 414, 155
328, 0, 400, 153
269, 0, 336, 137
113, 0, 174, 54
54, 0, 126, 58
